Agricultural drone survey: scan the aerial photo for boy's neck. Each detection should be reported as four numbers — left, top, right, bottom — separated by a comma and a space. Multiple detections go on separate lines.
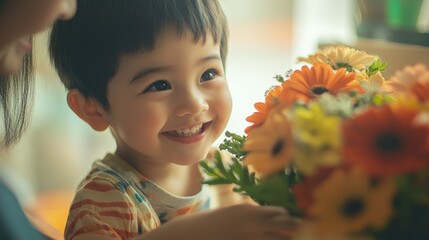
115, 150, 203, 196
149, 163, 203, 196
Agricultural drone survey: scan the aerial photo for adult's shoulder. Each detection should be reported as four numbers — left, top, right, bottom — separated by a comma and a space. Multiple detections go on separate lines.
0, 181, 46, 240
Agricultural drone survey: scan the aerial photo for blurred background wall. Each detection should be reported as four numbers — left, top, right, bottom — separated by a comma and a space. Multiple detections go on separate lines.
0, 0, 427, 233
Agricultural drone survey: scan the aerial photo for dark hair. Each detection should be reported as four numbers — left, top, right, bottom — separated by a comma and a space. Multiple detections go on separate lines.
0, 51, 34, 148
0, 0, 34, 148
49, 0, 229, 110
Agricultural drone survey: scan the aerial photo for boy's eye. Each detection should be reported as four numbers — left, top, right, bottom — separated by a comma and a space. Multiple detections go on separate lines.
200, 69, 218, 82
143, 80, 171, 93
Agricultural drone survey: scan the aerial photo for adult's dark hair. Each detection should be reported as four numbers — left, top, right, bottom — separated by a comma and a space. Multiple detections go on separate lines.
0, 52, 34, 148
49, 0, 229, 110
0, 0, 34, 148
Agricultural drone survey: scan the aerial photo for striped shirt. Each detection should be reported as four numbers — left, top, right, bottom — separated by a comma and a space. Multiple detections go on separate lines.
65, 153, 211, 240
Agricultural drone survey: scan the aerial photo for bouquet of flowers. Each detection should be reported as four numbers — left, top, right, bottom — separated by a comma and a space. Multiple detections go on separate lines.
201, 45, 429, 240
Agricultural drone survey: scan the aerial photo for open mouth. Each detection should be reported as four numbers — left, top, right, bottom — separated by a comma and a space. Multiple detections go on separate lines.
167, 123, 204, 137
163, 121, 212, 141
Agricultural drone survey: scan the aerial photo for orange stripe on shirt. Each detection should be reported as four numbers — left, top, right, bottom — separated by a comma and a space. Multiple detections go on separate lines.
176, 206, 193, 215
70, 199, 131, 211
70, 222, 137, 240
99, 210, 134, 220
84, 181, 118, 192
66, 210, 102, 237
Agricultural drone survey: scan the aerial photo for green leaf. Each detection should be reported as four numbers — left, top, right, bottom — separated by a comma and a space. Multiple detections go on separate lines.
202, 178, 232, 185
219, 131, 246, 159
243, 173, 301, 216
366, 58, 387, 77
273, 74, 285, 83
200, 148, 302, 216
214, 151, 227, 175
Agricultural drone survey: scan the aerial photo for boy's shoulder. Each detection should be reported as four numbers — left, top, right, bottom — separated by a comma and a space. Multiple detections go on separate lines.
66, 166, 161, 237
77, 153, 136, 190
73, 154, 155, 206
71, 162, 156, 215
76, 159, 133, 196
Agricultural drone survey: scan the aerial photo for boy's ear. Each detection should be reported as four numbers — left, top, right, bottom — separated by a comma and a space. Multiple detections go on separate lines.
66, 89, 109, 131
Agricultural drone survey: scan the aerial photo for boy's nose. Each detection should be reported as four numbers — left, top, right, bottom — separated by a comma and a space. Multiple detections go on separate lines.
57, 0, 77, 20
175, 90, 209, 117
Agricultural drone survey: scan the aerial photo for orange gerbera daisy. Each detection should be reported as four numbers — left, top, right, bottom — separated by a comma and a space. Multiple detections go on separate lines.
278, 64, 362, 106
343, 104, 429, 177
242, 108, 293, 178
309, 167, 395, 235
245, 85, 284, 134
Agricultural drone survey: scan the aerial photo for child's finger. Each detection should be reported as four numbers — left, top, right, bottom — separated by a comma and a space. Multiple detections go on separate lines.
263, 214, 302, 233
256, 205, 289, 218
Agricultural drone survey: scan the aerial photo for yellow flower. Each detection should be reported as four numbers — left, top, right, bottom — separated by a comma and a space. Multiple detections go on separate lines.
309, 168, 396, 235
242, 107, 293, 178
293, 144, 340, 176
292, 103, 342, 175
298, 45, 376, 73
293, 103, 341, 148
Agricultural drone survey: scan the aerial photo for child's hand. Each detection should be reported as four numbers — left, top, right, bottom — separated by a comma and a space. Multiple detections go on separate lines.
139, 204, 300, 240
196, 204, 300, 240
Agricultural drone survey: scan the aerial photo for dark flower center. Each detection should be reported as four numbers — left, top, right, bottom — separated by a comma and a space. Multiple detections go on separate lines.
271, 139, 284, 157
342, 197, 364, 218
375, 133, 402, 152
311, 86, 330, 95
336, 63, 354, 72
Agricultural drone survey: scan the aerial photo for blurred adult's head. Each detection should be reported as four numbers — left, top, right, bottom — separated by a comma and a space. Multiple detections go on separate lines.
0, 0, 76, 148
0, 0, 76, 74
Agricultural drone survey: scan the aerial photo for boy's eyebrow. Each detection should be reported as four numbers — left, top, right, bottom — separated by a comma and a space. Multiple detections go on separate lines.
130, 54, 221, 83
131, 66, 171, 83
199, 54, 221, 63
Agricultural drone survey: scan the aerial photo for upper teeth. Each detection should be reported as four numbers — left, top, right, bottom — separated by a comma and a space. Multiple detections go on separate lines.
170, 124, 203, 137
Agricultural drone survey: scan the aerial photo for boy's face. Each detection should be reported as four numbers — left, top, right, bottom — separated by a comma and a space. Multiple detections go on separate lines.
104, 26, 232, 166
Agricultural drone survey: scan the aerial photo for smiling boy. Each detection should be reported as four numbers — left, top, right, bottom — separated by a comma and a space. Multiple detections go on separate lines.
50, 0, 296, 239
